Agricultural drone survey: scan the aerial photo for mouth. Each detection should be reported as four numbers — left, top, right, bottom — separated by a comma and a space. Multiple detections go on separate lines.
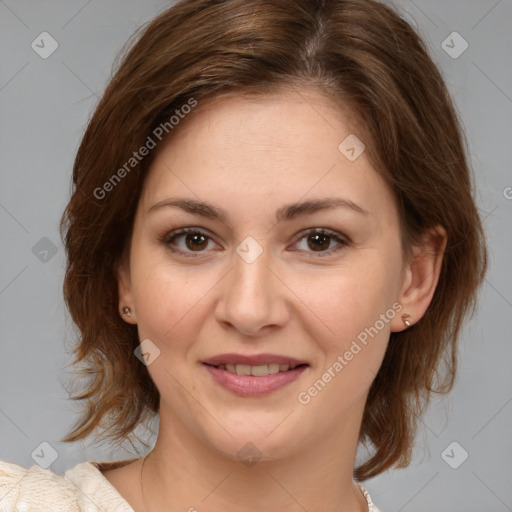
202, 354, 309, 396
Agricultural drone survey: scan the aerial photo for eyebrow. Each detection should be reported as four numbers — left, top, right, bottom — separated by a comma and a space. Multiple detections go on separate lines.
147, 196, 369, 223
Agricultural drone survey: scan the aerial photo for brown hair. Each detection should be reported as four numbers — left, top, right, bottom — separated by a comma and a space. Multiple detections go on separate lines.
59, 0, 487, 480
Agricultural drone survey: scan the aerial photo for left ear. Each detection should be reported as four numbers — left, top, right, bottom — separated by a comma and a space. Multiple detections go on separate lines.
115, 251, 138, 325
391, 225, 447, 332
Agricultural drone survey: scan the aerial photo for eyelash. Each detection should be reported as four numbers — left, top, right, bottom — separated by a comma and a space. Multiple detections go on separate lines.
159, 227, 350, 258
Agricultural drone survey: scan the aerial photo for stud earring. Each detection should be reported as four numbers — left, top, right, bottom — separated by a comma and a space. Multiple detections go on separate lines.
401, 313, 412, 327
122, 306, 132, 317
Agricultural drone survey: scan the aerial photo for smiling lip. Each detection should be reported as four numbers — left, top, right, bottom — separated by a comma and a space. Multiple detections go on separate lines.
204, 364, 308, 396
202, 353, 309, 397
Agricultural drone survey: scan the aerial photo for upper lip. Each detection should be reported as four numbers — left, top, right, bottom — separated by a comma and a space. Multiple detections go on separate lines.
203, 353, 308, 367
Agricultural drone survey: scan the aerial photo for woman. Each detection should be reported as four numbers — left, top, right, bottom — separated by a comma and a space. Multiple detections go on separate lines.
0, 0, 487, 510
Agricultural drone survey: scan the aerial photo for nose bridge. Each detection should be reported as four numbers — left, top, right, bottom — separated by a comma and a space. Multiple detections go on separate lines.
216, 239, 288, 334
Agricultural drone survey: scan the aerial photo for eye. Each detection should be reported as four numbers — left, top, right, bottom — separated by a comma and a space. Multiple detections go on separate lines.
291, 228, 349, 257
160, 227, 219, 257
160, 227, 350, 258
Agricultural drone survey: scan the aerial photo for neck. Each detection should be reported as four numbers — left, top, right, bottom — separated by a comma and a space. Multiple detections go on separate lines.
140, 404, 369, 512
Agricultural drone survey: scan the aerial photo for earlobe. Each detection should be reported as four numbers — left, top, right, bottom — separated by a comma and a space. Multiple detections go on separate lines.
391, 226, 447, 332
116, 258, 137, 324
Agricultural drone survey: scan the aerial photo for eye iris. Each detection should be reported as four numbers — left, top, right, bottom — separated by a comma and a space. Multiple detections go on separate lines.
308, 233, 330, 251
185, 233, 208, 251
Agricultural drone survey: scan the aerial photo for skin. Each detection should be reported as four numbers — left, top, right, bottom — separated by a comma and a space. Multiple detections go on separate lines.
110, 86, 446, 512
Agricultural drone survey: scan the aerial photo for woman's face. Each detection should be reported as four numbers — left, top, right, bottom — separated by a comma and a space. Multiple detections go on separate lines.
119, 87, 409, 461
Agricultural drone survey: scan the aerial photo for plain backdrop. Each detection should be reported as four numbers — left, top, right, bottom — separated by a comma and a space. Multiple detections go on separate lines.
1, 1, 511, 511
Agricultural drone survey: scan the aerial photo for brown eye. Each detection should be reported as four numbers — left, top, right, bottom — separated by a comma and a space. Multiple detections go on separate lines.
184, 233, 208, 251
307, 233, 331, 251
162, 227, 218, 256
293, 228, 349, 257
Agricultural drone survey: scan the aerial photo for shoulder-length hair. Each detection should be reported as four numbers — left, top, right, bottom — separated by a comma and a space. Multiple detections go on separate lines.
60, 0, 487, 480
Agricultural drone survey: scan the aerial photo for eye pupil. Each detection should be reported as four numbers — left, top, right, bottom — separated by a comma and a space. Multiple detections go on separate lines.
186, 233, 208, 251
308, 234, 330, 251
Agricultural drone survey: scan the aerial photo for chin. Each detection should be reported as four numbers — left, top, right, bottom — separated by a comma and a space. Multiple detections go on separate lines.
211, 435, 294, 465
200, 416, 306, 464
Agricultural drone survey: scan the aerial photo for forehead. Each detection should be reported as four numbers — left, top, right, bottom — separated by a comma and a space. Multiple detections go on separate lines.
139, 88, 395, 224
164, 87, 362, 158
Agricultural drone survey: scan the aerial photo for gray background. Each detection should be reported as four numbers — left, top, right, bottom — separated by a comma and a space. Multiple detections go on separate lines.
1, 1, 511, 511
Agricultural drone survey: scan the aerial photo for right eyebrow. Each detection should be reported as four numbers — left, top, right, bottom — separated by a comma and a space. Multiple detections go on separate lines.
147, 198, 228, 222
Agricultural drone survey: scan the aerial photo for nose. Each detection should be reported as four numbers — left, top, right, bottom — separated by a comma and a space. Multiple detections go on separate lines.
214, 245, 290, 337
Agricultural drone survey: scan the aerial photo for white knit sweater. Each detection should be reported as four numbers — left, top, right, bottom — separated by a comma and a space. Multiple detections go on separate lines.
0, 458, 381, 511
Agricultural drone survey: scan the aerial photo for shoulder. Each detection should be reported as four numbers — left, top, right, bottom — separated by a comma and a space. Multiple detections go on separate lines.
0, 458, 135, 511
65, 458, 138, 510
0, 459, 78, 511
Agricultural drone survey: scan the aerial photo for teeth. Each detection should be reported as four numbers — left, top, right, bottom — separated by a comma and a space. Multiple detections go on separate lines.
235, 364, 251, 376
268, 363, 280, 374
250, 364, 269, 376
217, 363, 300, 375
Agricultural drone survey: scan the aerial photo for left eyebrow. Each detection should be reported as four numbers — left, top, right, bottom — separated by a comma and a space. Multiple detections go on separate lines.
146, 196, 369, 222
275, 197, 369, 222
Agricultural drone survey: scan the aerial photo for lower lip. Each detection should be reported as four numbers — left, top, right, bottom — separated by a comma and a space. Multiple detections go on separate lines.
203, 364, 308, 396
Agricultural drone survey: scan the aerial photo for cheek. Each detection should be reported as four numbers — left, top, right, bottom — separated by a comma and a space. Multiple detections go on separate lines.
132, 251, 225, 352
293, 253, 401, 387
130, 255, 213, 342
297, 258, 400, 341
294, 271, 396, 413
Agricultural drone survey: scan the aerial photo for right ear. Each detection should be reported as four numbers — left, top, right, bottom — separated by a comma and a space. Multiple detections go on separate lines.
116, 254, 137, 324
